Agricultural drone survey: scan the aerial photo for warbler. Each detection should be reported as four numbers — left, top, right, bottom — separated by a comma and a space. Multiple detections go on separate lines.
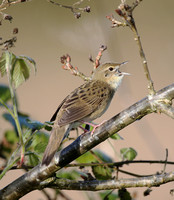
42, 62, 129, 165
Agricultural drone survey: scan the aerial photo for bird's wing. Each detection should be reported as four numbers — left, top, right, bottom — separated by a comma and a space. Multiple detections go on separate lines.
56, 80, 114, 126
50, 96, 68, 122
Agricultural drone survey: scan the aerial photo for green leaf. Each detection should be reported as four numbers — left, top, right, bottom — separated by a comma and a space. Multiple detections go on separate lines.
76, 150, 113, 164
99, 191, 119, 200
34, 142, 47, 154
0, 51, 36, 88
57, 170, 80, 180
5, 130, 19, 144
120, 147, 137, 161
12, 58, 30, 88
3, 112, 30, 130
44, 121, 53, 131
19, 55, 36, 74
26, 119, 46, 130
76, 151, 98, 163
1, 130, 19, 159
27, 152, 40, 166
26, 132, 49, 165
0, 51, 16, 77
92, 165, 112, 180
27, 131, 49, 153
110, 133, 123, 140
0, 52, 7, 77
0, 84, 11, 103
118, 189, 132, 200
81, 123, 93, 131
94, 150, 113, 163
76, 150, 113, 180
3, 112, 46, 131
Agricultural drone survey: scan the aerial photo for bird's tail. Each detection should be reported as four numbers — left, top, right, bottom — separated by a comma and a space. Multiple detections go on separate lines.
42, 125, 68, 165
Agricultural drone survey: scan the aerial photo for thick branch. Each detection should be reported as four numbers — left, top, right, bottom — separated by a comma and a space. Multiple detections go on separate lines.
44, 171, 174, 190
0, 83, 174, 200
157, 104, 174, 119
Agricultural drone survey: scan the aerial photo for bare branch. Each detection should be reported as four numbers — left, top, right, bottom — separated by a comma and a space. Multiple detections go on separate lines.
60, 45, 107, 81
60, 54, 90, 81
106, 14, 127, 28
1, 159, 174, 174
92, 45, 107, 70
48, 0, 90, 19
162, 149, 168, 173
41, 189, 52, 200
0, 0, 29, 24
0, 0, 27, 11
45, 171, 174, 191
66, 159, 174, 168
0, 36, 17, 50
107, 0, 155, 95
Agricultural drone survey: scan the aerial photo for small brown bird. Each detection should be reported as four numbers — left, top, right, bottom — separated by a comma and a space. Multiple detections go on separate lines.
42, 62, 129, 165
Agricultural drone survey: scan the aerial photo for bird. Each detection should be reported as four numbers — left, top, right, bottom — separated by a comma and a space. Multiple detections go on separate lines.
42, 62, 129, 165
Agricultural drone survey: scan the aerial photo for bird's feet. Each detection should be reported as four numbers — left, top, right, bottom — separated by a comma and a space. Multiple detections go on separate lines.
80, 120, 106, 135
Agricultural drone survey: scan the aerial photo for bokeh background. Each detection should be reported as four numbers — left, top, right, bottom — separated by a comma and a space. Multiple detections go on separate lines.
0, 0, 174, 199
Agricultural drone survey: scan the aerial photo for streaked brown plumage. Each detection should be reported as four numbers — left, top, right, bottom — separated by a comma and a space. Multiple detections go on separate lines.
42, 62, 129, 165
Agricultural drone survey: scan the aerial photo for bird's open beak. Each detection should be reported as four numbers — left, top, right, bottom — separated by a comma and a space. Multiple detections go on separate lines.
121, 72, 130, 76
119, 61, 130, 75
120, 61, 128, 66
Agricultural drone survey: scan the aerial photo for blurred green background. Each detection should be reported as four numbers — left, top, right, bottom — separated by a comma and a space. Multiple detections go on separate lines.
0, 0, 174, 199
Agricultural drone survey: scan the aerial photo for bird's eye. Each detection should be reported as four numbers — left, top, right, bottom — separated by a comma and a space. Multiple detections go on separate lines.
109, 67, 114, 71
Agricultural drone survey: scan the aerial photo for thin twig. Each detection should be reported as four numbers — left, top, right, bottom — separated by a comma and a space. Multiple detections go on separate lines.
162, 149, 168, 173
106, 14, 127, 28
91, 45, 107, 70
66, 160, 174, 168
58, 190, 72, 200
48, 0, 90, 19
108, 0, 155, 95
131, 25, 155, 95
1, 159, 174, 173
60, 45, 107, 81
89, 150, 104, 163
118, 168, 154, 178
60, 54, 90, 81
0, 0, 23, 11
0, 37, 17, 50
0, 98, 15, 119
41, 189, 52, 200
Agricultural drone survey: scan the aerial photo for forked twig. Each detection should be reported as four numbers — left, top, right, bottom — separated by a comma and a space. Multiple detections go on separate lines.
60, 45, 107, 80
48, 0, 90, 19
60, 54, 90, 81
107, 0, 155, 95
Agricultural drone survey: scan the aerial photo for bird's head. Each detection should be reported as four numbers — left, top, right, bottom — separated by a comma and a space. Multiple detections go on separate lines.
92, 62, 129, 90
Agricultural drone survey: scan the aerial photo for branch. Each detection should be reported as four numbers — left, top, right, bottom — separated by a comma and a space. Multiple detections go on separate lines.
66, 160, 174, 168
89, 44, 107, 70
156, 103, 174, 119
60, 45, 107, 81
60, 54, 90, 81
107, 0, 155, 95
0, 83, 174, 199
0, 0, 26, 11
48, 0, 90, 19
2, 159, 174, 174
43, 171, 174, 191
0, 0, 28, 24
